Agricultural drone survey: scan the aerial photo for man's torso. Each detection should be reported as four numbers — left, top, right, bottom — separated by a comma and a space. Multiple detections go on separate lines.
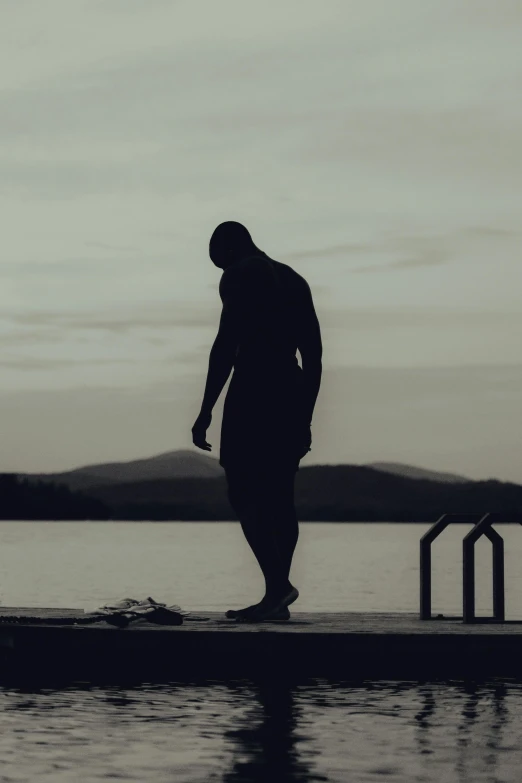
219, 253, 312, 375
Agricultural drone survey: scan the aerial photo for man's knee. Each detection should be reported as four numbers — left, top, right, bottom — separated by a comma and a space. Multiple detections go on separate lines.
225, 466, 295, 517
225, 470, 252, 517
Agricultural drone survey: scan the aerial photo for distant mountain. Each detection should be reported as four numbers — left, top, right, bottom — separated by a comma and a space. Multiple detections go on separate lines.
366, 462, 470, 484
23, 449, 224, 492
24, 451, 472, 493
80, 465, 522, 522
18, 450, 522, 522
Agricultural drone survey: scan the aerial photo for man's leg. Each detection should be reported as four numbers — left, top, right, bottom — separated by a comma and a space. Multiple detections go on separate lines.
226, 465, 289, 599
225, 463, 299, 618
268, 466, 299, 587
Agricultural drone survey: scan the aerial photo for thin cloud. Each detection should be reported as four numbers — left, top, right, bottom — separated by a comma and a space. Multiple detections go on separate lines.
0, 330, 65, 346
284, 243, 368, 261
284, 235, 449, 273
466, 225, 519, 239
5, 304, 218, 333
163, 345, 210, 365
321, 306, 522, 330
0, 357, 130, 371
5, 303, 521, 342
351, 248, 447, 273
84, 241, 139, 253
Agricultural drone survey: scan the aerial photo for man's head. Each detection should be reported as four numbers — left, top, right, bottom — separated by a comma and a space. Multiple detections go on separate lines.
209, 221, 258, 269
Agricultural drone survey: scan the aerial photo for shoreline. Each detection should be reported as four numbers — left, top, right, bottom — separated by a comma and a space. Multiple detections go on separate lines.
0, 518, 516, 524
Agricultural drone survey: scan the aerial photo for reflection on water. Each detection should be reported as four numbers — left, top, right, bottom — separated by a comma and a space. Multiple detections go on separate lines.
2, 679, 522, 782
223, 680, 326, 783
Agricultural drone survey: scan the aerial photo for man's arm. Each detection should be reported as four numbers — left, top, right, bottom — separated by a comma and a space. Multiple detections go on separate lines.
297, 286, 323, 427
192, 257, 285, 451
199, 308, 238, 416
191, 303, 239, 451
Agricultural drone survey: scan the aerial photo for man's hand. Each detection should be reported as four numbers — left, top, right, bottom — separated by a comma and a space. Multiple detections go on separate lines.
192, 410, 212, 452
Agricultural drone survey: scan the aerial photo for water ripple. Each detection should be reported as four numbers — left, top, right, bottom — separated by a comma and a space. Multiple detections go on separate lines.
0, 680, 522, 782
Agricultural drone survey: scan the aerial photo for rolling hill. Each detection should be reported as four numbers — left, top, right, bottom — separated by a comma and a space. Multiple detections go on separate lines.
14, 450, 522, 522
24, 449, 224, 491
366, 462, 470, 484
23, 451, 472, 492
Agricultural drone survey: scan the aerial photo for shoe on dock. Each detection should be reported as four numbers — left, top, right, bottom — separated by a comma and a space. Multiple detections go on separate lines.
87, 597, 141, 615
86, 597, 187, 627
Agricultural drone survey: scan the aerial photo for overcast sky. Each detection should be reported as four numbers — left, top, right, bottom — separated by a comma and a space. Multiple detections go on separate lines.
1, 0, 521, 480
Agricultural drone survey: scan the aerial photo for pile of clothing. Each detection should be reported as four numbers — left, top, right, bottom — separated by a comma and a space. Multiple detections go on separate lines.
86, 597, 189, 628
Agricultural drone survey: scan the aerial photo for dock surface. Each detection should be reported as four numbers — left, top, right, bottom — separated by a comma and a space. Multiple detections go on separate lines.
1, 608, 522, 682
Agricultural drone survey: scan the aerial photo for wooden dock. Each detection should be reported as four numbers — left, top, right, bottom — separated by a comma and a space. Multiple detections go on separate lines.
2, 608, 522, 682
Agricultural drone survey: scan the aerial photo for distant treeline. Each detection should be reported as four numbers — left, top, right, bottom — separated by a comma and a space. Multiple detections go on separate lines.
0, 474, 109, 520
5, 466, 522, 521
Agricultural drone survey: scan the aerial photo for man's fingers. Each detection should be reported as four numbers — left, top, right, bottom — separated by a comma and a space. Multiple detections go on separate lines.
193, 436, 212, 452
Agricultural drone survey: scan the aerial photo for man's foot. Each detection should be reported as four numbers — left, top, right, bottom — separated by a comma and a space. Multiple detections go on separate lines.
236, 586, 299, 623
225, 591, 286, 620
225, 601, 264, 620
226, 585, 299, 620
237, 607, 291, 623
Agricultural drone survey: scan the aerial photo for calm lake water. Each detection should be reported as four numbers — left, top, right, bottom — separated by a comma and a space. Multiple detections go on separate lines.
2, 520, 522, 783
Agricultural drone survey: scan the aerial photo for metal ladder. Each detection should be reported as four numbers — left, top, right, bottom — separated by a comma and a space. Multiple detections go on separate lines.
419, 512, 515, 623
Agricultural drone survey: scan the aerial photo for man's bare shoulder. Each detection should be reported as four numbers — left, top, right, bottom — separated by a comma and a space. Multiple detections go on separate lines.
271, 259, 312, 295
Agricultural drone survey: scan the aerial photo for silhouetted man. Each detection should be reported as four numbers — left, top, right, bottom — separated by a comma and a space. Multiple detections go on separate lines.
192, 222, 322, 621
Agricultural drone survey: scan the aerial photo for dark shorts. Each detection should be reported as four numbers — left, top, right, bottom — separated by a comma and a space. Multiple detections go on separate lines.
219, 366, 304, 472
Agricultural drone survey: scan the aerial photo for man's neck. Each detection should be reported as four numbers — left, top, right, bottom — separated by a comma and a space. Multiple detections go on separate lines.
224, 250, 264, 269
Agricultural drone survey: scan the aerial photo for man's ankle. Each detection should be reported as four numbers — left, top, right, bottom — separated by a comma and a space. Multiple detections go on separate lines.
266, 582, 293, 600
